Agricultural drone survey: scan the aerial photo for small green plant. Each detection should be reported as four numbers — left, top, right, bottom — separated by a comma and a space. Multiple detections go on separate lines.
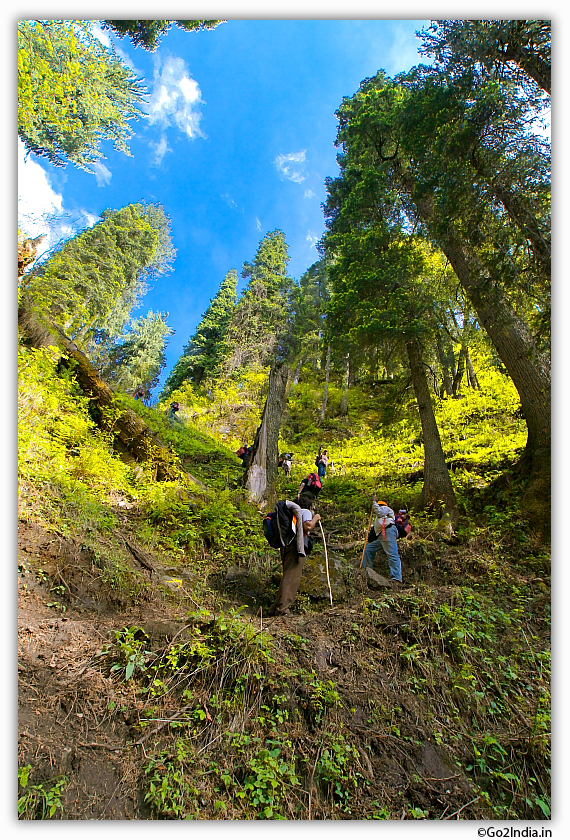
240, 741, 301, 819
104, 626, 152, 680
18, 764, 68, 819
144, 741, 200, 819
307, 672, 341, 724
315, 734, 363, 810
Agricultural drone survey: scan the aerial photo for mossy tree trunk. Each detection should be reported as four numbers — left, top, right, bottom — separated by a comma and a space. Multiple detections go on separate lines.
406, 335, 459, 528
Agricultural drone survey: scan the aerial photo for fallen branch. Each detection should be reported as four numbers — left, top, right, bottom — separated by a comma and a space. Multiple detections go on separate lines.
124, 539, 155, 575
327, 539, 362, 551
444, 796, 480, 820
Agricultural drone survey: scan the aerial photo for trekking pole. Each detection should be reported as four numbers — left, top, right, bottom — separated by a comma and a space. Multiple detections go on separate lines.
359, 504, 375, 569
318, 520, 333, 606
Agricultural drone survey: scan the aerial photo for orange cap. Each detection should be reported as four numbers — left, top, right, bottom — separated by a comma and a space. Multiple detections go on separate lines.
378, 500, 388, 506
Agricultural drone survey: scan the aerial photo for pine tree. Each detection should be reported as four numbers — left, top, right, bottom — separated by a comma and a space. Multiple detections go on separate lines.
100, 311, 173, 395
101, 20, 225, 51
20, 203, 175, 351
224, 231, 294, 373
18, 20, 146, 170
161, 269, 238, 397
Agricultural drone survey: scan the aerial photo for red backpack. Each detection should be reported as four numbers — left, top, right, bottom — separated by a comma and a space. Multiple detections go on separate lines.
304, 473, 322, 495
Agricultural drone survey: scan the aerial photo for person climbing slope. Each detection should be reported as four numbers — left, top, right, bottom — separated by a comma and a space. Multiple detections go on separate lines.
361, 495, 404, 589
316, 446, 329, 479
297, 472, 322, 501
236, 443, 254, 469
268, 494, 322, 617
169, 401, 181, 424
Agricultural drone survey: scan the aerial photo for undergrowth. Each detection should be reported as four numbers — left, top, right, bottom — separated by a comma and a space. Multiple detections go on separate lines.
18, 342, 550, 820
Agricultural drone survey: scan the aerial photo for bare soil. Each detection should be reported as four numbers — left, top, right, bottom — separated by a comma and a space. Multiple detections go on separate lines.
18, 518, 518, 820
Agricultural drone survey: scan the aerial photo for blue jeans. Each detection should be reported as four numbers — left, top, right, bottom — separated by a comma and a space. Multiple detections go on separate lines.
362, 526, 402, 582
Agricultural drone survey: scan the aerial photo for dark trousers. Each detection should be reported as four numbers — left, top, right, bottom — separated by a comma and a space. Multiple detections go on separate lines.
271, 542, 305, 615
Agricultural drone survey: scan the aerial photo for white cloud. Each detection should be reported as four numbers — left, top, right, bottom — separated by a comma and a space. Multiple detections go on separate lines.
146, 55, 205, 140
255, 217, 262, 231
92, 161, 112, 187
149, 133, 172, 166
274, 150, 307, 184
304, 189, 316, 198
90, 22, 112, 49
18, 140, 98, 261
306, 231, 319, 248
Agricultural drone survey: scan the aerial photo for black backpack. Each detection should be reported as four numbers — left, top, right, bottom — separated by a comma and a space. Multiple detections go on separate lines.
262, 501, 314, 555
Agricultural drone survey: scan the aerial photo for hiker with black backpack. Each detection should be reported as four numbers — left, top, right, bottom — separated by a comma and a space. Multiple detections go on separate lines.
361, 495, 405, 589
268, 494, 322, 616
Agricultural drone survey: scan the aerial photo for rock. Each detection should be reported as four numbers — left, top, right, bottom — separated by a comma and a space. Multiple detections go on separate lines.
364, 568, 391, 589
299, 550, 346, 601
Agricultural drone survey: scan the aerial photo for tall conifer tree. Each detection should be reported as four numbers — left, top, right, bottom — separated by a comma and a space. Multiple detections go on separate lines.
224, 230, 294, 373
161, 269, 238, 396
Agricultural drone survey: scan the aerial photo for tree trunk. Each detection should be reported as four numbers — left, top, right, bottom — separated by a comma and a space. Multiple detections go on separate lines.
451, 343, 467, 396
293, 357, 302, 385
18, 307, 205, 487
406, 336, 459, 528
408, 187, 550, 515
339, 352, 350, 415
465, 347, 481, 390
436, 332, 454, 396
320, 344, 331, 421
501, 41, 551, 94
246, 362, 289, 508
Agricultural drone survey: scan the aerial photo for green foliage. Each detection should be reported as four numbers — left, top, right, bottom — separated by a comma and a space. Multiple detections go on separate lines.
419, 20, 551, 94
21, 203, 174, 349
18, 344, 135, 530
18, 764, 68, 819
102, 20, 224, 51
162, 366, 266, 450
224, 230, 295, 372
18, 20, 146, 169
144, 740, 200, 818
316, 734, 363, 807
99, 310, 173, 394
161, 269, 238, 396
238, 738, 301, 819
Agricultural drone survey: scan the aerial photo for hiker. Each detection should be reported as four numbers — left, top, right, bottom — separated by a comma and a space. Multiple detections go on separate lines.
395, 509, 412, 539
279, 452, 293, 476
236, 443, 253, 469
134, 386, 145, 400
169, 401, 181, 424
316, 447, 329, 479
297, 472, 322, 501
269, 494, 322, 616
362, 495, 403, 586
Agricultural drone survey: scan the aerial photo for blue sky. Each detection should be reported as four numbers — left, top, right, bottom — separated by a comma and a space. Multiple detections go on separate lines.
18, 18, 431, 395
